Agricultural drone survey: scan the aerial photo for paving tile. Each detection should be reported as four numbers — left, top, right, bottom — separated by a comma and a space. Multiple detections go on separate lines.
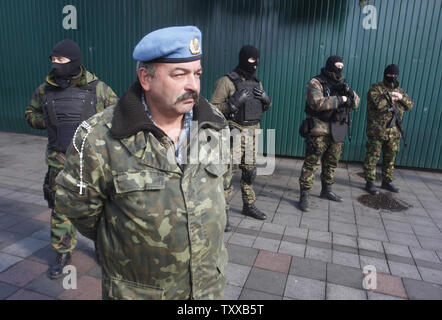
235, 227, 259, 237
71, 250, 99, 275
360, 256, 390, 274
358, 249, 386, 260
330, 210, 355, 224
258, 231, 282, 241
254, 250, 291, 274
402, 278, 442, 300
308, 230, 332, 243
25, 272, 66, 298
0, 259, 48, 287
239, 288, 282, 300
327, 263, 364, 289
282, 235, 307, 245
238, 219, 264, 231
27, 244, 57, 265
307, 240, 332, 250
6, 219, 47, 236
357, 238, 384, 253
0, 231, 26, 250
29, 227, 50, 242
305, 246, 332, 263
6, 289, 53, 300
387, 231, 421, 248
388, 261, 421, 280
225, 263, 252, 287
332, 251, 360, 268
386, 254, 415, 265
326, 283, 367, 300
1, 237, 49, 258
32, 210, 51, 223
357, 226, 388, 242
284, 226, 308, 239
417, 236, 442, 251
0, 214, 27, 229
86, 264, 102, 279
0, 252, 22, 272
228, 233, 256, 247
252, 237, 280, 252
57, 275, 102, 300
367, 291, 406, 300
284, 275, 325, 300
223, 285, 242, 300
261, 222, 285, 235
409, 247, 440, 263
278, 241, 305, 258
332, 233, 357, 248
243, 268, 287, 296
226, 244, 259, 266
384, 220, 414, 234
356, 216, 384, 228
417, 267, 442, 285
332, 244, 358, 255
289, 257, 327, 281
414, 259, 442, 271
0, 281, 19, 299
300, 217, 328, 232
383, 242, 412, 258
369, 272, 408, 299
272, 213, 301, 228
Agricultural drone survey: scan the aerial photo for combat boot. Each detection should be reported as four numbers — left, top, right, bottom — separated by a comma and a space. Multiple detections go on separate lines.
365, 181, 379, 195
242, 203, 267, 220
320, 183, 343, 202
224, 210, 233, 232
381, 181, 399, 193
49, 252, 72, 279
299, 189, 310, 212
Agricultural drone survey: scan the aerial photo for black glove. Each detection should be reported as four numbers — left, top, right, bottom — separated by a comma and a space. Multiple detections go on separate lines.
227, 89, 252, 113
337, 96, 350, 109
253, 87, 271, 110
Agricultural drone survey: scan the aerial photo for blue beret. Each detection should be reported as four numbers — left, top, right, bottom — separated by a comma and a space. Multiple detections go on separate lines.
133, 26, 202, 63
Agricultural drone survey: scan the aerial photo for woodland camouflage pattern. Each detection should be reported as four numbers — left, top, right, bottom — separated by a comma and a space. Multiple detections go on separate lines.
24, 67, 118, 253
54, 95, 230, 300
363, 80, 413, 182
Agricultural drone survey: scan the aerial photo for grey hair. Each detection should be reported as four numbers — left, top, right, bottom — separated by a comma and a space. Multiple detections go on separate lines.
136, 61, 156, 77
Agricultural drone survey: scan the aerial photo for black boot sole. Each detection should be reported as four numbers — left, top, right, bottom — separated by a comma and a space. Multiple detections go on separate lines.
320, 193, 343, 202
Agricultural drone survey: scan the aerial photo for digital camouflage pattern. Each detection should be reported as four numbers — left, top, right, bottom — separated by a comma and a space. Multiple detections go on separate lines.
211, 76, 264, 205
54, 96, 230, 300
299, 135, 343, 189
24, 66, 118, 253
305, 77, 360, 136
363, 80, 413, 182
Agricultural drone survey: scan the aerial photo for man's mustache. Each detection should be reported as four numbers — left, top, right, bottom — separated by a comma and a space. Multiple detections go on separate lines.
175, 91, 199, 104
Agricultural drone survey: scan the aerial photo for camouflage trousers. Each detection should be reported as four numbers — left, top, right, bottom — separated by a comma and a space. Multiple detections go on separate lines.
363, 135, 400, 183
299, 135, 343, 190
226, 123, 259, 205
45, 166, 77, 254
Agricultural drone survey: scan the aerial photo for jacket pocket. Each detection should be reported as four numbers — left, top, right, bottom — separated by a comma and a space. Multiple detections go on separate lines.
113, 170, 165, 194
105, 276, 165, 300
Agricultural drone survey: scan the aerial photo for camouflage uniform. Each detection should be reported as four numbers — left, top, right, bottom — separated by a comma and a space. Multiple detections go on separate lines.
363, 80, 413, 182
210, 75, 264, 205
54, 82, 230, 300
299, 75, 360, 190
24, 67, 118, 253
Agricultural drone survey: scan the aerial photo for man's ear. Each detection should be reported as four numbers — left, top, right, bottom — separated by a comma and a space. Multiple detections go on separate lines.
138, 68, 151, 92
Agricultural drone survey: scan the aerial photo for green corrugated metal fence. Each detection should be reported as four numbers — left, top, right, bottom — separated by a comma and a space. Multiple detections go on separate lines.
0, 0, 440, 169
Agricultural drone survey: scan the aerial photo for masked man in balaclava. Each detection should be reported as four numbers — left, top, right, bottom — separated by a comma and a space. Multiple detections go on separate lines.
25, 39, 118, 279
211, 45, 271, 230
363, 64, 413, 195
298, 56, 360, 212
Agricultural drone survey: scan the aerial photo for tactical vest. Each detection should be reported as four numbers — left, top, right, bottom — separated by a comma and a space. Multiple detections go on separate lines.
42, 81, 97, 153
227, 71, 263, 125
305, 74, 341, 122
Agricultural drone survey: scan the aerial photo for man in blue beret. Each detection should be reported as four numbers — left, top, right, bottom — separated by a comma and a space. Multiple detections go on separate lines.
54, 26, 231, 299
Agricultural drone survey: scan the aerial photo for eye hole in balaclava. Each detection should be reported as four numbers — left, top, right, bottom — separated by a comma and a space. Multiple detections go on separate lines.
238, 45, 260, 75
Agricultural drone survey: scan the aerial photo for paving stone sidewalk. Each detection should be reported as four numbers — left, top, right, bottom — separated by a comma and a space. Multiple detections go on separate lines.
1, 131, 442, 300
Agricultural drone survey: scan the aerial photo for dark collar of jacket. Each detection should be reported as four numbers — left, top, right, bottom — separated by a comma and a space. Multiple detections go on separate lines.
110, 80, 227, 140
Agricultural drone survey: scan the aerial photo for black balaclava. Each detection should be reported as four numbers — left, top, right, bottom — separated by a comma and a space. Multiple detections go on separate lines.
235, 45, 260, 79
325, 55, 344, 76
50, 39, 82, 87
384, 64, 400, 84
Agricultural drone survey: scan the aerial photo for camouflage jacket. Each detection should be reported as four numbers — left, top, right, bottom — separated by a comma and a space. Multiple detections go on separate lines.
210, 74, 267, 130
54, 82, 230, 300
366, 80, 414, 139
24, 66, 118, 170
305, 75, 360, 136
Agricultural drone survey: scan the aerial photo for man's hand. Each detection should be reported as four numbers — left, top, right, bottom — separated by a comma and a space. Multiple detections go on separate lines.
253, 87, 272, 107
228, 89, 252, 113
391, 91, 403, 102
